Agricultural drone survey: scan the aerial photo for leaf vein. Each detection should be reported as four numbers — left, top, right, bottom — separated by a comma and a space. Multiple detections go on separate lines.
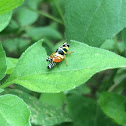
83, 0, 104, 39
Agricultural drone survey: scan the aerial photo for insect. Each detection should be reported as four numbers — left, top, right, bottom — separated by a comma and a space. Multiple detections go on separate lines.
46, 42, 73, 69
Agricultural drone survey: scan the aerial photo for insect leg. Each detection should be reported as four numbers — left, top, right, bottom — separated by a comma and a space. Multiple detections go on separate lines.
66, 51, 74, 54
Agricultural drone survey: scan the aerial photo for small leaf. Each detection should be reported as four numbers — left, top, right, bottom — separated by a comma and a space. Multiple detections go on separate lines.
65, 0, 126, 47
100, 39, 115, 51
26, 26, 62, 40
6, 57, 18, 74
2, 40, 126, 92
15, 0, 40, 26
99, 92, 126, 125
2, 38, 30, 56
0, 94, 31, 126
16, 7, 38, 26
0, 12, 12, 32
0, 88, 4, 93
4, 19, 19, 32
0, 42, 7, 80
1, 89, 71, 126
0, 0, 23, 15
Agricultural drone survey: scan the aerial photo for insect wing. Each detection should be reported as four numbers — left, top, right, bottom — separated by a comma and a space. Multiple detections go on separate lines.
53, 56, 63, 63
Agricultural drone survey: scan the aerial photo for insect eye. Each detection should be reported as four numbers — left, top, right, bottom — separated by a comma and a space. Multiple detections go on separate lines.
62, 43, 69, 47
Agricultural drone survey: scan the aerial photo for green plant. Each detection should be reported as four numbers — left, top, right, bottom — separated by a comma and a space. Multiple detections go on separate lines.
0, 0, 126, 126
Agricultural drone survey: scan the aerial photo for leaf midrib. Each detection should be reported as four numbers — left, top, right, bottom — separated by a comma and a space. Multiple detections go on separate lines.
0, 107, 12, 126
83, 0, 104, 39
5, 64, 126, 88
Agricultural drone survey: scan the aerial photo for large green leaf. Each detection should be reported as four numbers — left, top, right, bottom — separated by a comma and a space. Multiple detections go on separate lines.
0, 42, 7, 80
0, 12, 12, 32
65, 0, 126, 47
99, 92, 126, 125
0, 0, 23, 15
1, 89, 71, 126
2, 40, 126, 93
0, 94, 31, 126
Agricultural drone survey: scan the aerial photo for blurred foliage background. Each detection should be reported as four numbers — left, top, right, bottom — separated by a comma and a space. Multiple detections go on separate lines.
0, 0, 64, 58
1, 0, 126, 126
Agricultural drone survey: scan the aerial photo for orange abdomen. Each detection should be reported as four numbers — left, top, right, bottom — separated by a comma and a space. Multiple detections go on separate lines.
53, 57, 63, 62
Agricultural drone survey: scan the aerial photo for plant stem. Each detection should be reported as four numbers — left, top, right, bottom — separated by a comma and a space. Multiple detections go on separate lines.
28, 7, 64, 25
0, 84, 8, 89
107, 69, 118, 92
108, 83, 118, 92
0, 81, 12, 89
53, 0, 64, 22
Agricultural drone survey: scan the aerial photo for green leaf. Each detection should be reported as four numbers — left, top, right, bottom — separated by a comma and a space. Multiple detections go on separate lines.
51, 0, 65, 19
2, 40, 126, 93
67, 94, 119, 126
100, 39, 115, 51
0, 12, 12, 32
0, 88, 4, 93
0, 94, 31, 126
4, 19, 19, 32
2, 38, 30, 56
26, 26, 62, 40
114, 68, 126, 84
1, 89, 71, 126
16, 7, 38, 26
42, 39, 55, 55
39, 93, 67, 108
65, 0, 126, 47
122, 28, 126, 51
68, 84, 91, 95
15, 0, 40, 26
0, 0, 23, 16
0, 42, 7, 80
99, 92, 126, 125
6, 57, 18, 74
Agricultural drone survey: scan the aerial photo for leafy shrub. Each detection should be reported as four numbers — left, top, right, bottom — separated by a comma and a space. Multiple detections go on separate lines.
0, 0, 126, 126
